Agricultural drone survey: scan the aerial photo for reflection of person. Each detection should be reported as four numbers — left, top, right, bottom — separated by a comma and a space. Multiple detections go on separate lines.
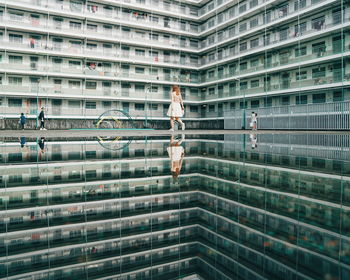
19, 136, 26, 148
167, 85, 185, 131
167, 135, 185, 182
250, 133, 257, 149
38, 137, 45, 153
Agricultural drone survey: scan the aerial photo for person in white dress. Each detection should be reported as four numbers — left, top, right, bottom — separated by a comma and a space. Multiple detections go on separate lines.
167, 134, 185, 182
250, 112, 258, 131
167, 85, 185, 131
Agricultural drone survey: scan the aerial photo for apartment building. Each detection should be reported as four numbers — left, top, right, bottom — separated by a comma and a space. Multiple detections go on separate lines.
0, 0, 349, 129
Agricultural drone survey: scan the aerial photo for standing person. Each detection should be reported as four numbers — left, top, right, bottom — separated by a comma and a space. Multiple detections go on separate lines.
254, 112, 258, 130
167, 85, 185, 131
38, 107, 47, 130
29, 37, 35, 48
19, 113, 26, 130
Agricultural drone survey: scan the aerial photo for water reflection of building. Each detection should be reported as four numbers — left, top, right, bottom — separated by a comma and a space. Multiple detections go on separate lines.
0, 137, 349, 280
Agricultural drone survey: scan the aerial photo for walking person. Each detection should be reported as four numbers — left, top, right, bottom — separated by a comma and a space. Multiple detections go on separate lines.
19, 113, 26, 130
38, 107, 47, 130
167, 85, 185, 131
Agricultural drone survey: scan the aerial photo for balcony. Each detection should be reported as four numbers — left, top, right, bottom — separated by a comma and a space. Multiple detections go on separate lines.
2, 0, 198, 37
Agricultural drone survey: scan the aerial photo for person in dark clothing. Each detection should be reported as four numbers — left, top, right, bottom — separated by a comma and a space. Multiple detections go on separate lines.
19, 113, 26, 130
20, 136, 26, 148
38, 137, 45, 152
38, 107, 46, 130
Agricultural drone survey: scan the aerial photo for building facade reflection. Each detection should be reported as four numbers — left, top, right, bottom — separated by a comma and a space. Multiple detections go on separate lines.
0, 135, 349, 280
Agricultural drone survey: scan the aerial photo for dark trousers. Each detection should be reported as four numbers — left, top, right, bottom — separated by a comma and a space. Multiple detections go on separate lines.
20, 123, 24, 130
40, 121, 45, 129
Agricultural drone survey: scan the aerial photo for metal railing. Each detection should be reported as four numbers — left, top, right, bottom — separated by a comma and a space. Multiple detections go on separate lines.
224, 101, 350, 130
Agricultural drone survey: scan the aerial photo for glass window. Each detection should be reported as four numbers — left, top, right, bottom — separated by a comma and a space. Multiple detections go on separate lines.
208, 71, 215, 78
279, 28, 289, 41
69, 60, 81, 68
149, 104, 158, 110
8, 77, 22, 85
150, 86, 158, 93
312, 16, 325, 30
9, 55, 22, 64
135, 103, 145, 110
86, 81, 97, 89
312, 42, 326, 56
281, 96, 290, 105
190, 106, 198, 112
251, 100, 259, 108
264, 97, 272, 107
9, 12, 23, 21
240, 82, 248, 90
250, 58, 259, 67
240, 42, 247, 51
250, 0, 258, 8
135, 67, 145, 74
68, 100, 80, 108
296, 71, 307, 80
9, 34, 23, 43
333, 91, 344, 102
70, 1, 83, 12
86, 43, 97, 50
296, 95, 308, 104
250, 18, 258, 28
240, 62, 247, 70
332, 9, 342, 24
239, 3, 247, 13
8, 98, 22, 107
209, 105, 215, 112
69, 21, 82, 29
294, 0, 306, 10
85, 101, 96, 109
239, 23, 247, 32
135, 49, 145, 56
251, 80, 259, 87
103, 101, 111, 108
149, 33, 159, 40
294, 22, 306, 36
87, 24, 97, 31
295, 46, 307, 57
150, 16, 159, 23
250, 38, 259, 48
312, 67, 326, 78
312, 93, 326, 103
135, 84, 145, 92
68, 80, 80, 88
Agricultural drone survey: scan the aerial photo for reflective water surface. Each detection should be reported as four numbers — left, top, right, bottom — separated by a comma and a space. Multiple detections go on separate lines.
0, 134, 349, 280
